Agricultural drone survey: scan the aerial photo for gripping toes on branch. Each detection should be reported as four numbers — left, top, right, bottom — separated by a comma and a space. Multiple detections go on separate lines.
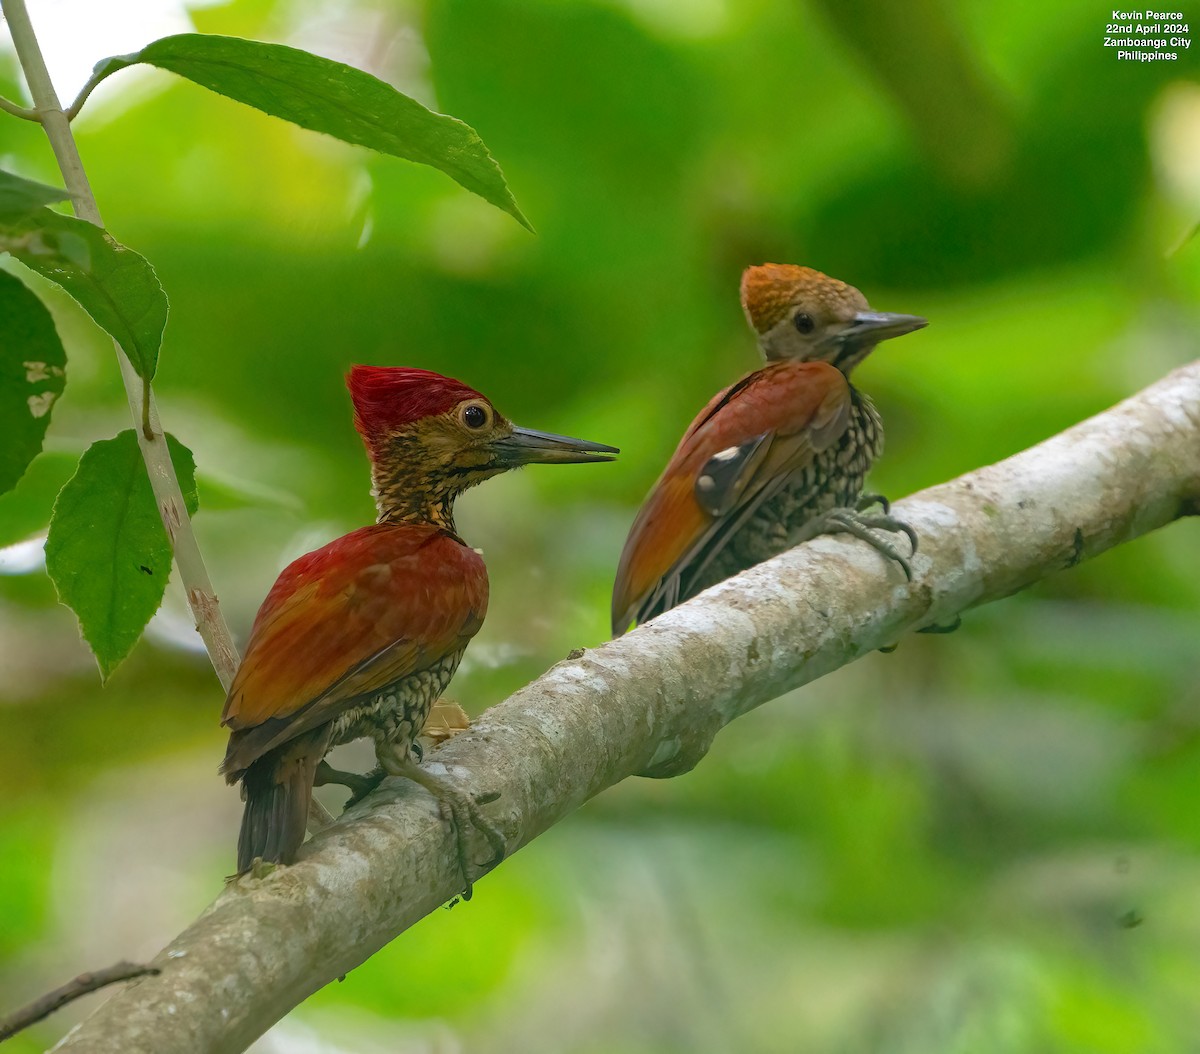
315, 761, 386, 806
378, 746, 506, 899
433, 788, 507, 901
814, 499, 918, 581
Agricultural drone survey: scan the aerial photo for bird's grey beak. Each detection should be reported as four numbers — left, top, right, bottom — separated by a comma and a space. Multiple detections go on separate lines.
842, 311, 927, 345
492, 426, 619, 466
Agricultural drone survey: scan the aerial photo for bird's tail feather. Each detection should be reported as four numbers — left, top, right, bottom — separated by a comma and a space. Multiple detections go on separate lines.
236, 729, 326, 873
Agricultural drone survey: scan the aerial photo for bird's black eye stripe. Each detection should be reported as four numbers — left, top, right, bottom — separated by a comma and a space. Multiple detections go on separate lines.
793, 312, 815, 334
462, 404, 488, 429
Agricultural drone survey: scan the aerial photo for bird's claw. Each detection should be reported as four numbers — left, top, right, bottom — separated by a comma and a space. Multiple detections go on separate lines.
344, 768, 387, 808
849, 508, 919, 558
315, 762, 387, 808
435, 788, 506, 900
377, 750, 506, 899
856, 492, 891, 515
446, 789, 506, 899
879, 612, 962, 653
819, 505, 918, 581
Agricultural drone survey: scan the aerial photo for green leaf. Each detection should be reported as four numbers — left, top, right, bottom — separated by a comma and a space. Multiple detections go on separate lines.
88, 33, 532, 231
0, 270, 67, 496
0, 210, 167, 381
45, 431, 199, 680
0, 168, 71, 218
0, 451, 78, 549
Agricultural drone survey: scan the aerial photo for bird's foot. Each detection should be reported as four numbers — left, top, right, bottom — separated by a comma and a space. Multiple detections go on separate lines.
919, 614, 962, 635
315, 761, 386, 808
378, 751, 505, 900
432, 789, 506, 901
804, 502, 918, 581
879, 612, 963, 653
855, 492, 891, 514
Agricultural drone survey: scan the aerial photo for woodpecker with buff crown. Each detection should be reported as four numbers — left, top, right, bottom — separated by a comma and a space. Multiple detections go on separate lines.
221, 366, 617, 886
612, 264, 925, 635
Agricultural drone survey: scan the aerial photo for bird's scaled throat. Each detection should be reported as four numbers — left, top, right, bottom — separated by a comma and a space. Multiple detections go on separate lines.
368, 426, 503, 532
371, 463, 460, 531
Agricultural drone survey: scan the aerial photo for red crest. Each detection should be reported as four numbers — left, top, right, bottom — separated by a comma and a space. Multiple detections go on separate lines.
347, 366, 488, 442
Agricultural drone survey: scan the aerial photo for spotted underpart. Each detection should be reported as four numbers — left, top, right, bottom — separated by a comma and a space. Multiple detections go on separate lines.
687, 387, 882, 597
330, 649, 465, 762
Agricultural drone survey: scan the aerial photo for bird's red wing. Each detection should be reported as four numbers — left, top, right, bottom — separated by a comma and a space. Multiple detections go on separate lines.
221, 524, 487, 755
611, 360, 851, 633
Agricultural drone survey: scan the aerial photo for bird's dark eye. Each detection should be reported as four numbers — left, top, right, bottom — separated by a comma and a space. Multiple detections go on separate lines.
793, 312, 815, 334
461, 403, 489, 429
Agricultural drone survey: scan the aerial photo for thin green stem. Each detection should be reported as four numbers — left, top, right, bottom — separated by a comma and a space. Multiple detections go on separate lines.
0, 0, 240, 690
0, 91, 37, 119
65, 69, 104, 122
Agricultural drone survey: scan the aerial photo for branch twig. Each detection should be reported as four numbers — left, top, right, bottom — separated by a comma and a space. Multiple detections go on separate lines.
0, 962, 159, 1042
0, 91, 37, 119
50, 362, 1200, 1054
0, 0, 240, 689
64, 69, 105, 122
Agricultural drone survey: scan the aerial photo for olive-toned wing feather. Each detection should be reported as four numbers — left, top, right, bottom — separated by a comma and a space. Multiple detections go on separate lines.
611, 360, 851, 634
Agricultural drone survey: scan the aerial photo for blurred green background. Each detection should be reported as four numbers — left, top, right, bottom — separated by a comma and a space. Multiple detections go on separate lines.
1, 0, 1199, 1050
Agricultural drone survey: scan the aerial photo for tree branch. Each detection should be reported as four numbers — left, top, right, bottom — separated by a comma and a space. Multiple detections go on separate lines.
64, 70, 104, 123
52, 362, 1199, 1054
0, 0, 241, 690
0, 962, 159, 1042
0, 91, 37, 120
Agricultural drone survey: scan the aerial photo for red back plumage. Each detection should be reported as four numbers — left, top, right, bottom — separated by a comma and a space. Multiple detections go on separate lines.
221, 522, 489, 767
347, 366, 488, 446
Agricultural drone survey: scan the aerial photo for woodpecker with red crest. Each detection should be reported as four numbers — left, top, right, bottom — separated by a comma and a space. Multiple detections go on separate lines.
612, 264, 925, 635
221, 366, 617, 884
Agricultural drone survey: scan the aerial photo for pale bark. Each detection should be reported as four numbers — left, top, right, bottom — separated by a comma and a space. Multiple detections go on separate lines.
2, 0, 241, 690
53, 362, 1200, 1054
